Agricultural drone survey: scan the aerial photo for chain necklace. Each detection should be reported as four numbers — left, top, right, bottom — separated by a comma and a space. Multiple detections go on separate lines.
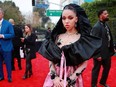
65, 31, 78, 36
57, 31, 79, 46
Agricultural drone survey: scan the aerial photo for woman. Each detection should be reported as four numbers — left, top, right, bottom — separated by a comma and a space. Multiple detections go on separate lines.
21, 24, 36, 79
39, 4, 102, 87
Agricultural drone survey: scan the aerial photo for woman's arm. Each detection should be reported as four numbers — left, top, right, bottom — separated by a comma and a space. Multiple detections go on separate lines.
49, 61, 56, 75
49, 61, 64, 87
67, 61, 87, 86
71, 61, 87, 79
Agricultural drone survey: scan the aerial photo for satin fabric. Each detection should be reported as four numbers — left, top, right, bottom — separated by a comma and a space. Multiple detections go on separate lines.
43, 66, 84, 87
39, 34, 101, 66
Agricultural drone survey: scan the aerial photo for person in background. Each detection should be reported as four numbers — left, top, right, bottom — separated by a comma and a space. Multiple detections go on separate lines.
21, 24, 36, 79
0, 8, 14, 82
9, 18, 23, 70
91, 9, 115, 87
39, 4, 101, 87
45, 27, 52, 39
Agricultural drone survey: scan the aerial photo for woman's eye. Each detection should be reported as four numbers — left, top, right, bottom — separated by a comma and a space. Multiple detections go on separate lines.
62, 17, 66, 20
68, 16, 73, 20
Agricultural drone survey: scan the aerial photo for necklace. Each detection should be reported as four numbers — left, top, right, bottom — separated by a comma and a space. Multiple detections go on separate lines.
57, 32, 80, 46
65, 31, 78, 36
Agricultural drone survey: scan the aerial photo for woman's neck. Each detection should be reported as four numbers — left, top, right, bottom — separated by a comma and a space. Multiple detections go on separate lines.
66, 29, 78, 35
26, 32, 31, 36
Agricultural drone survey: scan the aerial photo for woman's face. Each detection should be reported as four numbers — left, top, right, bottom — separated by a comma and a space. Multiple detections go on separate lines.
24, 25, 30, 33
62, 9, 78, 31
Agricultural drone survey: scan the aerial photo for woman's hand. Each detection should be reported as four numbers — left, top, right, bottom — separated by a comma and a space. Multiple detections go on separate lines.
60, 79, 69, 87
0, 34, 4, 38
53, 77, 64, 87
97, 57, 102, 61
20, 38, 25, 42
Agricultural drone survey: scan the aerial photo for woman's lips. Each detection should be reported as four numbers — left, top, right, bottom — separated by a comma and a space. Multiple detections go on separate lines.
65, 25, 69, 27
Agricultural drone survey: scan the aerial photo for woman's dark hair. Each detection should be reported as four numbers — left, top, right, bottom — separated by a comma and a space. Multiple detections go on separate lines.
51, 4, 92, 42
97, 9, 107, 17
63, 5, 77, 16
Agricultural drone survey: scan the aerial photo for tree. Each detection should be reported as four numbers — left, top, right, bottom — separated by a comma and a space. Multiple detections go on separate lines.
81, 0, 116, 42
0, 1, 24, 24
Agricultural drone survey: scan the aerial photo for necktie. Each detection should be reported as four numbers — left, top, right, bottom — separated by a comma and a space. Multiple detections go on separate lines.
104, 24, 111, 47
101, 22, 111, 47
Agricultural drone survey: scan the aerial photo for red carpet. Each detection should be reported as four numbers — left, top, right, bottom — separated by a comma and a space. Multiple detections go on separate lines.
83, 56, 116, 87
0, 53, 116, 87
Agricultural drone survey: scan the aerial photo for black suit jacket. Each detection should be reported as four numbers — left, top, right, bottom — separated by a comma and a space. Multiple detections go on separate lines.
91, 21, 114, 59
12, 25, 23, 47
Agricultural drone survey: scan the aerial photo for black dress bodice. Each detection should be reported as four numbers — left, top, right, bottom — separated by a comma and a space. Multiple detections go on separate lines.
39, 34, 102, 66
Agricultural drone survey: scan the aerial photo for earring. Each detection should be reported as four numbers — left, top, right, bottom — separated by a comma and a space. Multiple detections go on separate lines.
75, 22, 77, 28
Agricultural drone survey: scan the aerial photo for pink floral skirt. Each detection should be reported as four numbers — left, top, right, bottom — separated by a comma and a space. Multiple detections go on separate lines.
43, 66, 84, 87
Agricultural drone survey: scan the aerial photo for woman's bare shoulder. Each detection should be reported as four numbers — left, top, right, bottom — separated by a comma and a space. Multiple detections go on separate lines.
58, 33, 65, 38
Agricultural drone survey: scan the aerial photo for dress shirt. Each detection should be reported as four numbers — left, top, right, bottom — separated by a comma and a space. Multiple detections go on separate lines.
0, 18, 3, 33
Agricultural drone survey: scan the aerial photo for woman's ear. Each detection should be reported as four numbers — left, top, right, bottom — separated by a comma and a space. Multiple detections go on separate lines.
75, 17, 78, 23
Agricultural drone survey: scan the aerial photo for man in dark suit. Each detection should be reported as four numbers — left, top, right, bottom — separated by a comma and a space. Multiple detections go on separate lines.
0, 8, 14, 82
91, 9, 115, 87
9, 19, 23, 70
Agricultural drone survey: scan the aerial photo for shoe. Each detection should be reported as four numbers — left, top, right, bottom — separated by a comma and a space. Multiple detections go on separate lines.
8, 78, 12, 82
0, 77, 4, 81
29, 70, 33, 78
22, 74, 28, 79
29, 73, 33, 78
99, 83, 109, 87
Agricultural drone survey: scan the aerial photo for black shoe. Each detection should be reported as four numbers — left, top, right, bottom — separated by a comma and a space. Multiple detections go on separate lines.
0, 77, 4, 81
29, 73, 33, 78
22, 74, 28, 79
99, 83, 109, 87
8, 78, 12, 82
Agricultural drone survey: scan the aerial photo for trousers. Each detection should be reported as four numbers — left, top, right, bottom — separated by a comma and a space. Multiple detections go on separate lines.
0, 46, 12, 79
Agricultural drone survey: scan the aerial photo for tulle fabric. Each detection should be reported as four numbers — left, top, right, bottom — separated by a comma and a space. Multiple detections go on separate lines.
43, 66, 83, 87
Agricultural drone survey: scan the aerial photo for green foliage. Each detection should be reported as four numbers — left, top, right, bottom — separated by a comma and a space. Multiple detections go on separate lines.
0, 1, 24, 24
81, 0, 116, 42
